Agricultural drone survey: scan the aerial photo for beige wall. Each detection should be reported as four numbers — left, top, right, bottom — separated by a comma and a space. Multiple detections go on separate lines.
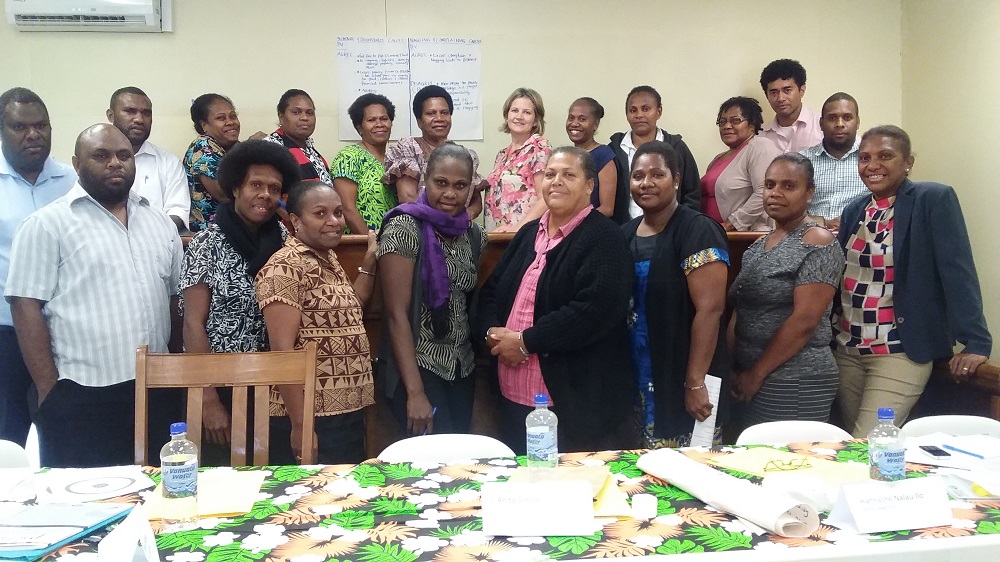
6, 2, 990, 351
902, 0, 999, 359
0, 0, 902, 172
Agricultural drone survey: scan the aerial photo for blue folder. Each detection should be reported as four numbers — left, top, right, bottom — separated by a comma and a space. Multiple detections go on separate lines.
0, 503, 132, 561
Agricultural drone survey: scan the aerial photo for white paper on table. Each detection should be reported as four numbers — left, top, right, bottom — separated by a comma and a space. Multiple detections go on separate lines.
636, 448, 820, 537
481, 480, 600, 537
98, 503, 160, 562
34, 466, 155, 504
0, 467, 34, 501
690, 375, 722, 447
826, 476, 952, 534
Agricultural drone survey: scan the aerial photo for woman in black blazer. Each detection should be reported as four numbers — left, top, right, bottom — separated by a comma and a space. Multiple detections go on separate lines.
478, 146, 633, 454
834, 125, 992, 437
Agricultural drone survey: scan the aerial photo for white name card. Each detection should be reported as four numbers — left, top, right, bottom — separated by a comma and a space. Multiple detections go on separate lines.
827, 476, 952, 534
481, 480, 598, 537
98, 503, 160, 562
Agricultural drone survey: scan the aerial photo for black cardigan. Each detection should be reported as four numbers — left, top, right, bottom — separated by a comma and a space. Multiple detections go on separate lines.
622, 207, 731, 438
609, 128, 702, 215
477, 210, 634, 441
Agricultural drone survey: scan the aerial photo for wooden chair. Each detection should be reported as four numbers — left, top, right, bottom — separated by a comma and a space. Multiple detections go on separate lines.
134, 343, 317, 466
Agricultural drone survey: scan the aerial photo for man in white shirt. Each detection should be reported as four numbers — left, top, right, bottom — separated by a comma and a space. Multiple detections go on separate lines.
800, 93, 868, 230
6, 124, 183, 467
107, 86, 190, 232
0, 87, 75, 448
758, 59, 823, 153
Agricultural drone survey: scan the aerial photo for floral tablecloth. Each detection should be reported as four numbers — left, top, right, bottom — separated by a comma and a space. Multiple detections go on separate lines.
41, 440, 1000, 561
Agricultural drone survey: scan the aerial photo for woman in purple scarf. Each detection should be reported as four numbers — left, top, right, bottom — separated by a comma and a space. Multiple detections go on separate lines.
378, 144, 486, 436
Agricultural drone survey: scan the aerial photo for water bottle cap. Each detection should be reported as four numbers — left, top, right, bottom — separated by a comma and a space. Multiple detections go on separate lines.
169, 422, 187, 435
877, 407, 895, 420
533, 393, 549, 405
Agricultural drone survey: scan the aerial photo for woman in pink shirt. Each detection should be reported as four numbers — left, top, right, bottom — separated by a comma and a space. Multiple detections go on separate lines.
700, 97, 781, 232
478, 146, 633, 454
484, 88, 551, 233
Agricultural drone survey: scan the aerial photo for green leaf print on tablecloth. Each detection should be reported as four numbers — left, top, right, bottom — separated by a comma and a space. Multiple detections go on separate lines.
370, 497, 420, 516
429, 520, 483, 538
548, 531, 601, 555
381, 462, 427, 481
657, 538, 705, 554
352, 464, 387, 487
357, 542, 419, 562
327, 509, 376, 530
205, 542, 267, 562
646, 482, 695, 502
686, 526, 753, 551
156, 528, 216, 551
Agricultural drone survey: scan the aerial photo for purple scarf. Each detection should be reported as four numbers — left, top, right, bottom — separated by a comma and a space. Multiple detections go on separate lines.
382, 191, 470, 312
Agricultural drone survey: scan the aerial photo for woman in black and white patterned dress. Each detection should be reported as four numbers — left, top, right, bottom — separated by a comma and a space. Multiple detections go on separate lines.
180, 140, 300, 449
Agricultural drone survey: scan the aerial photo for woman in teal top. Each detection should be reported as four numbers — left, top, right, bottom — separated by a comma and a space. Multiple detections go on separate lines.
332, 93, 398, 233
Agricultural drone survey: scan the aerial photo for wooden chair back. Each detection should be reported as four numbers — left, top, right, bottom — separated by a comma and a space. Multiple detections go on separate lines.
135, 343, 317, 466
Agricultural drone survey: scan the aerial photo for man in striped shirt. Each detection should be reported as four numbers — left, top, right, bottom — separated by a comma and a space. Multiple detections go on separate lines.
6, 124, 183, 468
800, 93, 868, 230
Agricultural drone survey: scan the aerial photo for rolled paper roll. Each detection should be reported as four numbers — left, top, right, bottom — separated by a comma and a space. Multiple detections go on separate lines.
636, 448, 820, 538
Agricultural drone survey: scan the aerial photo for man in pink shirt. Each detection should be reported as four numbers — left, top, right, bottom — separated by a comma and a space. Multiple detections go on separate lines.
758, 59, 823, 153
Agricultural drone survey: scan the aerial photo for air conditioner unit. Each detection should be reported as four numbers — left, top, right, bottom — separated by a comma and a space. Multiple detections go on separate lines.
5, 0, 172, 32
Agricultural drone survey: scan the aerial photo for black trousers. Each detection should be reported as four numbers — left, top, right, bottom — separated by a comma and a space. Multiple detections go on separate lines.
28, 378, 182, 468
498, 395, 634, 456
0, 326, 32, 446
388, 366, 475, 437
29, 379, 134, 468
270, 409, 367, 465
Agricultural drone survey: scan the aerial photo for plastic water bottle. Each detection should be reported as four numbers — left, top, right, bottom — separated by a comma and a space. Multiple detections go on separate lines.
526, 393, 558, 468
868, 407, 906, 481
160, 422, 199, 528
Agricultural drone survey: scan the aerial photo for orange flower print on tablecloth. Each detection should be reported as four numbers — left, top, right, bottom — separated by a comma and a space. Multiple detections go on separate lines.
268, 506, 324, 526
675, 507, 730, 527
378, 483, 421, 499
588, 538, 655, 557
769, 535, 832, 547
267, 529, 359, 560
438, 464, 495, 480
434, 540, 514, 561
914, 525, 974, 538
560, 450, 621, 465
299, 465, 356, 488
604, 517, 684, 540
295, 490, 368, 513
366, 521, 417, 543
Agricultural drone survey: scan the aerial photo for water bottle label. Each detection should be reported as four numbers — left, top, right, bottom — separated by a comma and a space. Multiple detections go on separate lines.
526, 428, 557, 462
162, 457, 198, 498
870, 447, 906, 481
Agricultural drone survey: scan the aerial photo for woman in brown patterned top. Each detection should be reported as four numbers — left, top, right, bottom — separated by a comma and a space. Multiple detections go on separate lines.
256, 180, 378, 464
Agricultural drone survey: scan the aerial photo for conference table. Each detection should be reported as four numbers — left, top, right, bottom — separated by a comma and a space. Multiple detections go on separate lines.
38, 440, 1000, 561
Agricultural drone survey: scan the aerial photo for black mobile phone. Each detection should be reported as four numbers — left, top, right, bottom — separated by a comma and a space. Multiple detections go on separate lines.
919, 445, 951, 458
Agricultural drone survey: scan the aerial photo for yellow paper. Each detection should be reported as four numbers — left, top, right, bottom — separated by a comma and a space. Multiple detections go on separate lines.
594, 475, 632, 517
711, 447, 869, 484
505, 466, 631, 517
144, 470, 266, 519
506, 466, 611, 497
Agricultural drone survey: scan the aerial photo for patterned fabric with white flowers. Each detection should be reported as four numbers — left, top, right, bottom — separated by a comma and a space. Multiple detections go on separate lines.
43, 441, 999, 561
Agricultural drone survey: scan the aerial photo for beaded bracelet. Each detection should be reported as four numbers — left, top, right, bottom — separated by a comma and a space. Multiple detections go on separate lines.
358, 267, 375, 277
